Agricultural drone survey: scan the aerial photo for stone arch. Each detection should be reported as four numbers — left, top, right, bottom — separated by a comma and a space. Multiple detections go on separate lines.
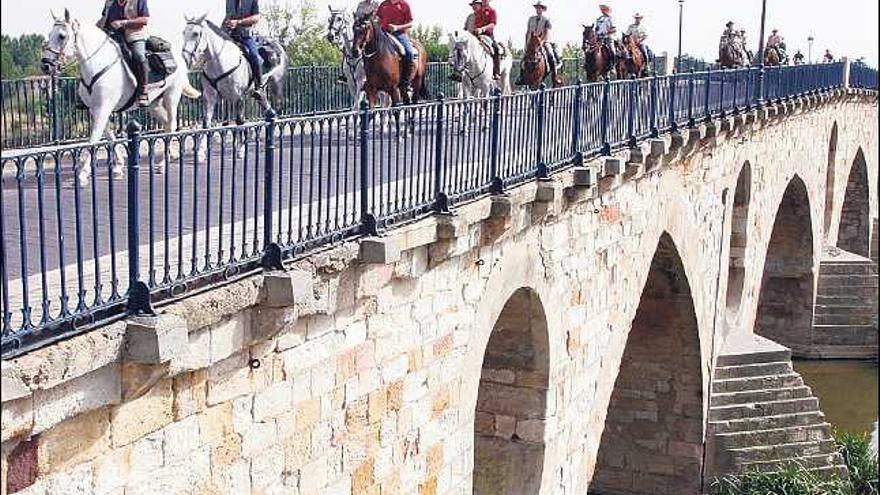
823, 122, 838, 239
754, 176, 815, 355
725, 162, 752, 316
591, 233, 704, 495
836, 148, 870, 257
473, 287, 550, 495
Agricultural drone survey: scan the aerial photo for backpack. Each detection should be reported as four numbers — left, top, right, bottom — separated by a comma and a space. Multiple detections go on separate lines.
146, 36, 172, 53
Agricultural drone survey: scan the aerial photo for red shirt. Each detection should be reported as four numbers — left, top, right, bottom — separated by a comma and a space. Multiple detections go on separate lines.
474, 6, 497, 36
377, 0, 413, 32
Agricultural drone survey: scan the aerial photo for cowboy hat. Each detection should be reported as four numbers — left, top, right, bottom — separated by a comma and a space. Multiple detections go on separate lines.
469, 0, 482, 4
599, 4, 610, 10
633, 13, 643, 19
533, 0, 547, 8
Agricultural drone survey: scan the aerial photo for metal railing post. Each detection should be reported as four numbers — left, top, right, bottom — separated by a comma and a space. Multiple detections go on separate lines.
703, 67, 712, 121
627, 76, 637, 146
687, 69, 696, 128
490, 88, 504, 193
719, 70, 727, 117
600, 78, 612, 155
49, 75, 59, 144
359, 100, 379, 233
261, 109, 282, 270
649, 75, 659, 137
668, 72, 678, 131
432, 94, 450, 212
572, 79, 584, 165
536, 84, 548, 178
125, 120, 153, 316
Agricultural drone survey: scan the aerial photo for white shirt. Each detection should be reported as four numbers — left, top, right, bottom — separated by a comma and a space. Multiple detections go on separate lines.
595, 15, 614, 38
626, 23, 646, 43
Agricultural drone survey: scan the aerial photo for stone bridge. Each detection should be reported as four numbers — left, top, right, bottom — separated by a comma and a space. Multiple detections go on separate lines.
1, 89, 877, 495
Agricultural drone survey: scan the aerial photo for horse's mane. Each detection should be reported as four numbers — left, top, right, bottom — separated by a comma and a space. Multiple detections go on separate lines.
205, 19, 234, 41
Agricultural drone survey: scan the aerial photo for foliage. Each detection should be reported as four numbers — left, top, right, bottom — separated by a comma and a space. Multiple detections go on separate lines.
709, 430, 879, 495
410, 25, 448, 62
836, 431, 879, 495
561, 43, 581, 59
2, 34, 46, 79
263, 0, 340, 67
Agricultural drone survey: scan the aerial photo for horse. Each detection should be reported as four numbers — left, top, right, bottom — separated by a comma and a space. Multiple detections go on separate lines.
520, 33, 562, 90
582, 24, 613, 82
182, 14, 286, 132
40, 9, 199, 185
616, 34, 646, 79
326, 7, 390, 110
718, 40, 745, 68
448, 30, 512, 99
764, 46, 782, 66
350, 16, 428, 107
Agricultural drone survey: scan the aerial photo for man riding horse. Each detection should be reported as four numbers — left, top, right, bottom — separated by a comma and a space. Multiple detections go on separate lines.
224, 0, 265, 98
766, 28, 788, 64
98, 0, 151, 107
471, 0, 500, 80
515, 1, 560, 86
594, 4, 616, 73
464, 0, 479, 32
624, 13, 652, 74
376, 0, 417, 96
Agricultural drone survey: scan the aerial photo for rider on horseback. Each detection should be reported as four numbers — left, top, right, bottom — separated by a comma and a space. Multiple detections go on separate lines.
224, 0, 264, 98
471, 0, 500, 80
594, 4, 616, 70
376, 0, 416, 96
624, 13, 652, 72
464, 0, 479, 32
515, 1, 560, 86
767, 28, 787, 64
98, 0, 151, 107
793, 50, 805, 65
336, 0, 377, 85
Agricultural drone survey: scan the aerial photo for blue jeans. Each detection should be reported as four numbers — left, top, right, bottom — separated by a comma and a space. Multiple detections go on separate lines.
238, 35, 263, 69
392, 32, 415, 61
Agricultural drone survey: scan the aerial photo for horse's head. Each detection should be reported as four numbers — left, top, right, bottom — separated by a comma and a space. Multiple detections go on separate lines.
582, 24, 596, 51
42, 9, 78, 75
448, 31, 470, 75
327, 8, 349, 48
525, 33, 544, 63
182, 14, 210, 67
351, 15, 374, 59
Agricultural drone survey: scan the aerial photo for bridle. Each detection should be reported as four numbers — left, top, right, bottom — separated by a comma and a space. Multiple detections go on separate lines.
452, 37, 487, 85
329, 11, 363, 73
185, 19, 245, 90
44, 20, 122, 95
353, 18, 379, 59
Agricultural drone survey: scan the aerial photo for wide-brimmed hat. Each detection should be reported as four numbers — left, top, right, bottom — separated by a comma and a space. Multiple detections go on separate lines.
772, 28, 778, 32
533, 1, 547, 8
633, 13, 643, 19
599, 4, 611, 11
469, 0, 482, 5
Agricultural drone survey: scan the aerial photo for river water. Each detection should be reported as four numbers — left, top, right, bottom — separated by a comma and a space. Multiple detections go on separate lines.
793, 359, 879, 435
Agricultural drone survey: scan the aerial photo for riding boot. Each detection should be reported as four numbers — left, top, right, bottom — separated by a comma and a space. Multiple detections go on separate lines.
492, 53, 500, 80
133, 57, 150, 107
399, 58, 414, 99
337, 74, 348, 84
250, 59, 265, 99
547, 55, 560, 86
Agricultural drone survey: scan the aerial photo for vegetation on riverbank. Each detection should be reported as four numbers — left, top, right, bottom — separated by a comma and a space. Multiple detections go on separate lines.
710, 431, 879, 495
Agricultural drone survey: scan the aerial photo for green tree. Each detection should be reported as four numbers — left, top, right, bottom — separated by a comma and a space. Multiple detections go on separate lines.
1, 34, 46, 79
411, 25, 448, 62
264, 0, 340, 67
561, 43, 581, 59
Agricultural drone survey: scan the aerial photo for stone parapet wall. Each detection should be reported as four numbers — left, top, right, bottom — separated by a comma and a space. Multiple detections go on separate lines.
1, 90, 877, 495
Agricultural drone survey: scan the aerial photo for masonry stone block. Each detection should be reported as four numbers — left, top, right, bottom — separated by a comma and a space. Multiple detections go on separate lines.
572, 167, 595, 187
123, 314, 188, 366
535, 180, 559, 203
603, 157, 624, 177
110, 378, 173, 447
33, 364, 121, 435
489, 195, 512, 218
261, 270, 315, 309
2, 361, 30, 402
360, 237, 402, 265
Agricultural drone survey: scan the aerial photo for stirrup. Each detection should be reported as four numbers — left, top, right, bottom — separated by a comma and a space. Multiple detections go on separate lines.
137, 94, 150, 107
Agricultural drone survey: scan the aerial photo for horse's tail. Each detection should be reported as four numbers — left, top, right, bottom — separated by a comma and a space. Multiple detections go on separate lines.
182, 78, 201, 99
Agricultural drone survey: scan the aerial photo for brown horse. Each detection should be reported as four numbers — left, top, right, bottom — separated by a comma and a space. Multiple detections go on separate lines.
764, 46, 781, 66
718, 41, 745, 68
615, 34, 646, 79
520, 33, 563, 89
582, 24, 612, 82
351, 16, 428, 107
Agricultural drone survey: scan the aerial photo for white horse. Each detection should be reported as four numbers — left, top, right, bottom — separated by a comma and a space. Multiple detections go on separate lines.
448, 30, 512, 99
181, 14, 287, 131
41, 9, 199, 185
326, 8, 391, 113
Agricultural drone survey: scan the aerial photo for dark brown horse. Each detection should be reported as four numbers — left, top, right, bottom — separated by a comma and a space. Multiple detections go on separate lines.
351, 16, 428, 106
520, 33, 563, 89
615, 34, 646, 79
764, 46, 781, 66
718, 41, 745, 68
582, 24, 612, 82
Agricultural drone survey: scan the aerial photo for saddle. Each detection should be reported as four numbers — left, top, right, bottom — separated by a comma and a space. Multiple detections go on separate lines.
476, 35, 505, 58
231, 36, 283, 74
113, 34, 176, 84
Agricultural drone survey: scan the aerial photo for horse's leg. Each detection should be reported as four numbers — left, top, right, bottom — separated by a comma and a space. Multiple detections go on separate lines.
79, 106, 114, 187
235, 99, 246, 159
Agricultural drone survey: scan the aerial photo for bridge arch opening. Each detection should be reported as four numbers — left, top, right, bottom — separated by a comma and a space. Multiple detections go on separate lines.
836, 148, 870, 257
591, 233, 704, 495
473, 287, 549, 495
823, 122, 839, 239
725, 162, 752, 317
754, 177, 815, 354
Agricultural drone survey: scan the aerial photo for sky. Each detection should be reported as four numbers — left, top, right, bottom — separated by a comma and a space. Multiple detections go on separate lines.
2, 0, 878, 66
